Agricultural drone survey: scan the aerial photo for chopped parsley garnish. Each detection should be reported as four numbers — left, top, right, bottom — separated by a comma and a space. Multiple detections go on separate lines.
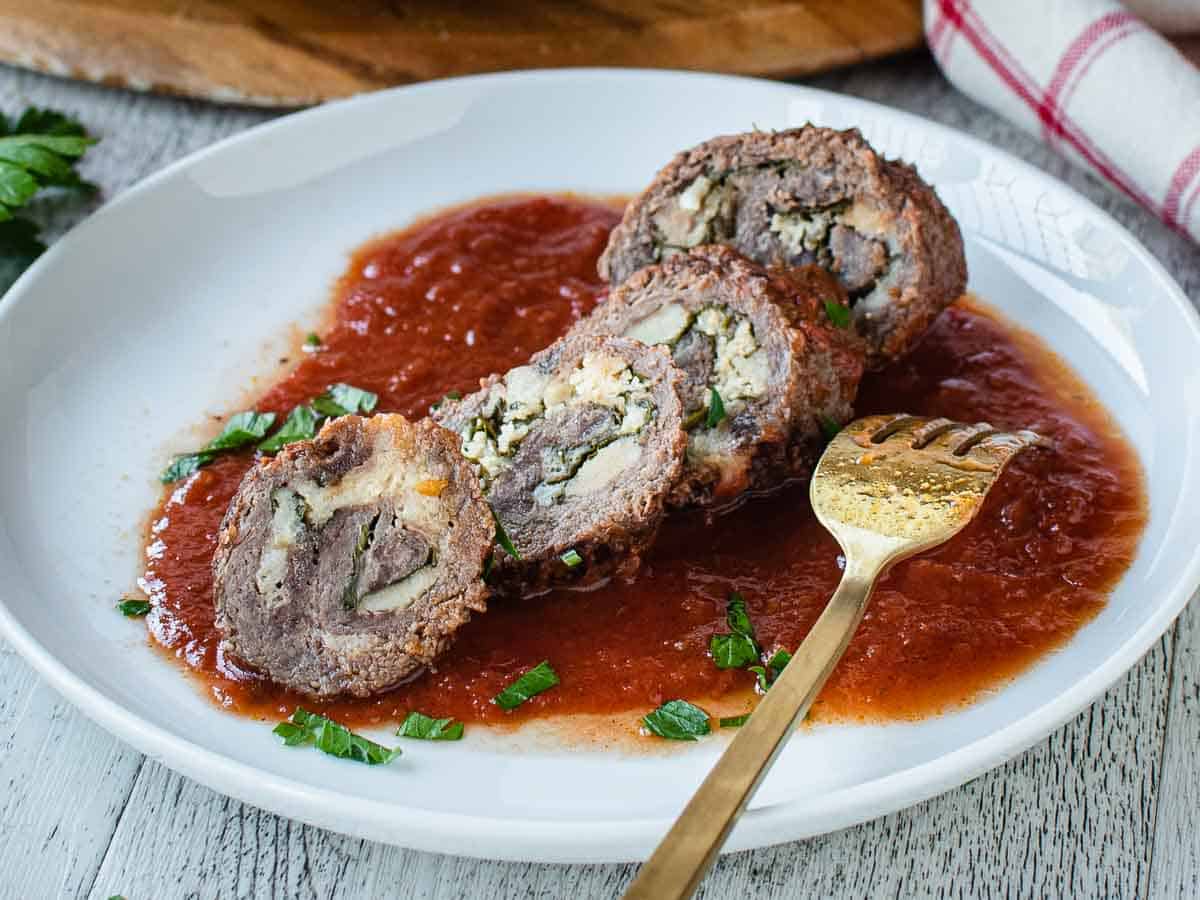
818, 414, 842, 441
719, 714, 750, 728
705, 387, 727, 428
726, 592, 753, 635
430, 390, 462, 413
710, 592, 760, 670
159, 453, 211, 484
273, 708, 401, 766
823, 298, 853, 329
304, 332, 322, 347
642, 699, 711, 741
560, 548, 583, 568
204, 411, 277, 451
482, 554, 495, 583
258, 404, 319, 453
0, 107, 96, 292
711, 632, 759, 669
750, 649, 792, 692
116, 597, 151, 617
160, 410, 276, 482
492, 509, 521, 560
493, 661, 559, 710
396, 711, 465, 741
312, 382, 378, 417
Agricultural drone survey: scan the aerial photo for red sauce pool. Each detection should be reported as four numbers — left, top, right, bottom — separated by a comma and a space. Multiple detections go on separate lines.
140, 195, 1147, 729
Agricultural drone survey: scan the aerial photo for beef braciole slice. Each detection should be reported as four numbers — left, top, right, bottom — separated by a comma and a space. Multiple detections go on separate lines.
598, 125, 967, 368
569, 245, 864, 507
213, 414, 493, 698
433, 334, 686, 597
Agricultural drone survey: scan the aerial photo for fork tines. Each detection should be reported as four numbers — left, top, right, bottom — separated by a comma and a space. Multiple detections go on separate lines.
866, 413, 1046, 459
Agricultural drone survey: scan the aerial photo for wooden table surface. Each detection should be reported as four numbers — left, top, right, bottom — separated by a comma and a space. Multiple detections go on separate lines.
1, 53, 1197, 900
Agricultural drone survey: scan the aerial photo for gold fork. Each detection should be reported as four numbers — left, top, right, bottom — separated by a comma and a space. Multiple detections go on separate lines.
623, 414, 1044, 900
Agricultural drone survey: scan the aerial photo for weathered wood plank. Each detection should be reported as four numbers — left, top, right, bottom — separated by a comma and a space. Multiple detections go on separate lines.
1149, 596, 1200, 899
0, 647, 144, 900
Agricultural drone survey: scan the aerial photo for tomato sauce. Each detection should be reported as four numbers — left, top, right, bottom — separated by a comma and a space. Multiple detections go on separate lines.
140, 195, 1147, 730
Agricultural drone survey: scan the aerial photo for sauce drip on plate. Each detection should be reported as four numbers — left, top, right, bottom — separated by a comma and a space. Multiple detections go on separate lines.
140, 195, 1146, 728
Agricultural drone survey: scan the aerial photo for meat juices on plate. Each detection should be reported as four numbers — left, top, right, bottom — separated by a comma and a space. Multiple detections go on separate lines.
598, 125, 967, 368
213, 414, 493, 698
569, 246, 864, 507
434, 334, 687, 598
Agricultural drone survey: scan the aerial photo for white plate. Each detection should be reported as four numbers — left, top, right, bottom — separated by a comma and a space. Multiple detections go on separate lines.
1, 70, 1197, 864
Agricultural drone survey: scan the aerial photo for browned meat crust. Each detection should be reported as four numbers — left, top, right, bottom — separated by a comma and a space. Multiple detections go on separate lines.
433, 334, 686, 598
212, 414, 493, 698
571, 246, 863, 506
598, 125, 967, 368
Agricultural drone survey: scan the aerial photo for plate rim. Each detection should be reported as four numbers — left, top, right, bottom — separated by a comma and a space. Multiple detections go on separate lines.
1, 67, 1198, 863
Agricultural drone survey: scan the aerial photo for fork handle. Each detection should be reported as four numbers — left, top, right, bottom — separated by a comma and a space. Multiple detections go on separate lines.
622, 558, 882, 900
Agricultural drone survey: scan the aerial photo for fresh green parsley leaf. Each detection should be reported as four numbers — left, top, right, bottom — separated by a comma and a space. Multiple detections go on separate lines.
0, 118, 94, 220
0, 217, 44, 287
818, 414, 842, 441
493, 661, 559, 710
258, 405, 319, 453
204, 411, 276, 451
492, 509, 521, 560
304, 332, 322, 347
705, 387, 726, 428
560, 548, 583, 568
159, 451, 214, 484
396, 711, 465, 741
105, 895, 127, 900
312, 382, 378, 417
710, 632, 759, 669
766, 649, 792, 672
642, 699, 711, 741
160, 410, 276, 482
273, 708, 401, 765
748, 665, 770, 692
430, 390, 462, 413
823, 298, 853, 329
6, 107, 89, 138
750, 649, 792, 692
116, 597, 151, 617
482, 554, 495, 583
0, 107, 96, 292
726, 592, 754, 638
710, 592, 761, 669
719, 714, 750, 728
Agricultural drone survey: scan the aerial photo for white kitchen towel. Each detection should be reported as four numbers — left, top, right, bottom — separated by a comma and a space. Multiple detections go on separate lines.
924, 0, 1200, 243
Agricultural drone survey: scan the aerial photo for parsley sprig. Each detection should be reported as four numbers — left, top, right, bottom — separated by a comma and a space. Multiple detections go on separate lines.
160, 381, 380, 482
710, 593, 760, 669
642, 699, 711, 741
273, 708, 401, 766
397, 711, 465, 741
0, 107, 96, 291
493, 661, 559, 710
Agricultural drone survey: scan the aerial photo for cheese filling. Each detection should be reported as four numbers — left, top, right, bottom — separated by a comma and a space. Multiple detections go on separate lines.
652, 173, 731, 256
458, 352, 655, 488
619, 302, 768, 428
253, 432, 449, 615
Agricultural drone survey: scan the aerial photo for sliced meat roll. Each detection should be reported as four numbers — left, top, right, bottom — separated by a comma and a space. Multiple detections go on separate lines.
433, 334, 686, 597
213, 414, 493, 698
570, 246, 863, 507
598, 125, 967, 368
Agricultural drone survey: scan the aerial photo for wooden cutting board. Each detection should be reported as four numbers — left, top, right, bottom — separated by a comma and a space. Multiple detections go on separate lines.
0, 0, 924, 107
